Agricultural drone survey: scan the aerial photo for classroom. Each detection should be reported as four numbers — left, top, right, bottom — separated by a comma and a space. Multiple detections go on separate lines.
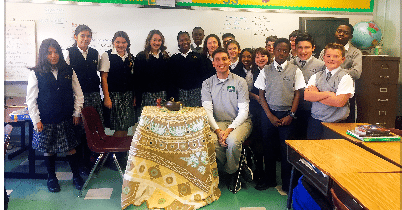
3, 0, 401, 209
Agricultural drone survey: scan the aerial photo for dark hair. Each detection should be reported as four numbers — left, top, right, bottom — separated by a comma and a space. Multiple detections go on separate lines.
274, 38, 291, 51
226, 40, 240, 50
295, 32, 315, 47
73, 24, 92, 47
339, 23, 354, 35
324, 43, 346, 57
30, 38, 67, 72
240, 48, 255, 72
177, 31, 190, 41
265, 35, 278, 43
192, 27, 204, 32
222, 33, 235, 40
202, 34, 222, 56
112, 31, 132, 61
254, 47, 269, 57
144, 29, 169, 60
211, 48, 228, 60
289, 30, 301, 39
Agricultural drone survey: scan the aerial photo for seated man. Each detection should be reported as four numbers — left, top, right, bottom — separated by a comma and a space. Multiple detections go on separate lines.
201, 48, 252, 192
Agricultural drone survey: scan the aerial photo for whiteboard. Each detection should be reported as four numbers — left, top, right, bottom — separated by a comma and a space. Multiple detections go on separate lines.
5, 21, 36, 81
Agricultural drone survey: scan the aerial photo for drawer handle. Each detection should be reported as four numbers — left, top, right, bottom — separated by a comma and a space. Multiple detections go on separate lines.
380, 64, 389, 69
379, 75, 390, 79
375, 122, 387, 125
378, 111, 387, 116
379, 88, 387, 92
378, 99, 388, 102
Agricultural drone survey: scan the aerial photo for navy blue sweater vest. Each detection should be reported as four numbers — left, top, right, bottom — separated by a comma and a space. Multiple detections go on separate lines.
107, 50, 134, 92
67, 47, 100, 93
36, 67, 74, 124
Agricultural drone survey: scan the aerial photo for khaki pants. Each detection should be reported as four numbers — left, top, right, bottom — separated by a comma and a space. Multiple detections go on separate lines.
211, 119, 252, 174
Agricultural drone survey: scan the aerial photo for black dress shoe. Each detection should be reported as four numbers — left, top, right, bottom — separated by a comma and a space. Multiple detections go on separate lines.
47, 178, 61, 193
255, 180, 277, 191
73, 176, 84, 190
228, 172, 241, 193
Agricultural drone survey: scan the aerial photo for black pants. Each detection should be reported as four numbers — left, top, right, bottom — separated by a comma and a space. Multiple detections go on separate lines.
261, 109, 294, 192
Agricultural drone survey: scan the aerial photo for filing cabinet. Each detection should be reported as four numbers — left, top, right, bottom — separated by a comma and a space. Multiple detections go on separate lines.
356, 56, 400, 128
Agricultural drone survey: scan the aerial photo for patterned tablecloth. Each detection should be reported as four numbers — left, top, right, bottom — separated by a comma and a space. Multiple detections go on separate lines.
121, 106, 221, 210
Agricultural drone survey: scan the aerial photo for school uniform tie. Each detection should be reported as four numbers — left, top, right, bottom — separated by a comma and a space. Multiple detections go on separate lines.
326, 72, 332, 81
299, 60, 306, 68
277, 65, 282, 72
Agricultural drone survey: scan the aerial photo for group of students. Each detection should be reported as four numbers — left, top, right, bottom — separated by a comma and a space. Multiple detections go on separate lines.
26, 23, 361, 195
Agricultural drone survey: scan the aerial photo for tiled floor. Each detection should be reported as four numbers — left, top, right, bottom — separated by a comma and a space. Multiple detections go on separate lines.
5, 149, 289, 210
4, 127, 290, 210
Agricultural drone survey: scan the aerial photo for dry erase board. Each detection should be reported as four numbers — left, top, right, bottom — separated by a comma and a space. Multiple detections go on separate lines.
5, 21, 36, 81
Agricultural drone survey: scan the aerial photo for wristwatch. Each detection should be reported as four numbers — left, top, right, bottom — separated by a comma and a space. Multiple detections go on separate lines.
289, 111, 297, 119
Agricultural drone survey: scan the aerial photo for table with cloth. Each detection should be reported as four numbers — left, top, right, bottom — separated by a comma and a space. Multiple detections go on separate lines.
121, 106, 221, 210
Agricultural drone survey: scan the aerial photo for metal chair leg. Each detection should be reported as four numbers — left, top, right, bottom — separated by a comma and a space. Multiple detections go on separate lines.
78, 153, 104, 197
112, 153, 124, 179
287, 166, 295, 209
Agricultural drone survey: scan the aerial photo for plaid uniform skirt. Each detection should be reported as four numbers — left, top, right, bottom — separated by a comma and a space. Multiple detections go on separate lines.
84, 92, 104, 125
140, 91, 167, 107
32, 118, 80, 153
109, 91, 135, 131
178, 88, 202, 107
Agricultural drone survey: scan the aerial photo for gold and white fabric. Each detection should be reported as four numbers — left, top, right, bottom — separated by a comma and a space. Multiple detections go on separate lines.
121, 106, 220, 210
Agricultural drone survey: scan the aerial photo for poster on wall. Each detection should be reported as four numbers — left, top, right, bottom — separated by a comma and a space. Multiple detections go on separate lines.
177, 0, 373, 12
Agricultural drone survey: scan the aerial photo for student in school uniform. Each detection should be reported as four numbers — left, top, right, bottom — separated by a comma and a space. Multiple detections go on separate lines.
305, 43, 354, 140
99, 31, 135, 137
226, 40, 241, 70
202, 34, 222, 78
191, 27, 205, 54
134, 30, 170, 110
27, 38, 85, 193
319, 24, 362, 123
254, 38, 306, 193
169, 31, 207, 107
289, 30, 301, 60
201, 48, 252, 192
222, 33, 235, 49
289, 33, 325, 140
265, 35, 277, 64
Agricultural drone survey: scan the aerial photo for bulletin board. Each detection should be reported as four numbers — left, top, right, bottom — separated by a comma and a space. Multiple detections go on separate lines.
5, 21, 36, 81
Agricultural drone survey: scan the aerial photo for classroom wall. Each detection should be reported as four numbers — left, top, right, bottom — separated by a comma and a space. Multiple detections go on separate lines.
5, 2, 374, 97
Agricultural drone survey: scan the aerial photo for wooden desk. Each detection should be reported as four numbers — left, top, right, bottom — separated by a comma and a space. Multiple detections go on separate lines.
287, 139, 401, 174
322, 122, 368, 143
362, 142, 401, 167
331, 172, 401, 210
286, 139, 401, 209
322, 122, 402, 167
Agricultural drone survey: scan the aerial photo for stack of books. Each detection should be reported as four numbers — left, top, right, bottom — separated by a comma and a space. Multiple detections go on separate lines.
346, 125, 401, 142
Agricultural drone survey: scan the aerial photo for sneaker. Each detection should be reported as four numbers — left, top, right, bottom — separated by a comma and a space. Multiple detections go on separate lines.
228, 172, 241, 193
73, 176, 84, 190
47, 178, 61, 193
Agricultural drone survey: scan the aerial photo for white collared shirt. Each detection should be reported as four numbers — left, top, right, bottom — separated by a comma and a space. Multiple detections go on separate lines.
178, 49, 192, 58
149, 49, 161, 59
307, 66, 354, 97
99, 47, 128, 72
254, 60, 306, 91
230, 58, 239, 70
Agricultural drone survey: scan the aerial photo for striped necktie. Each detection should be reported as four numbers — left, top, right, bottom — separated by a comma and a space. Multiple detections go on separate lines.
326, 72, 332, 81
